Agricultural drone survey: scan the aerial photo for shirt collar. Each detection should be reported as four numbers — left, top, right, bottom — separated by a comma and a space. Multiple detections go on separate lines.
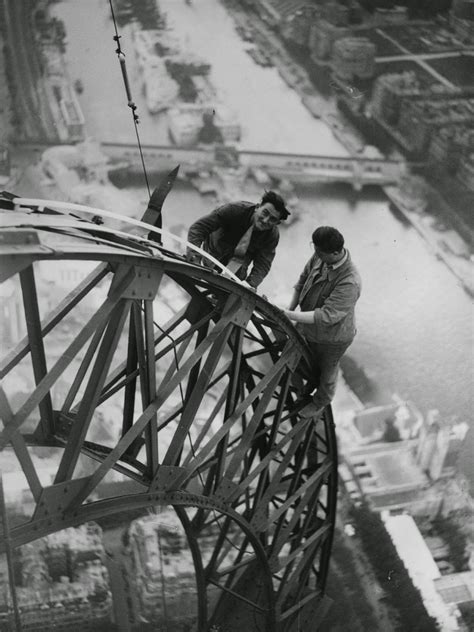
328, 249, 348, 270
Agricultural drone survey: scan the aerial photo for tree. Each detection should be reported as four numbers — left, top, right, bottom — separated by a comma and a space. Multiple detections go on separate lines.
432, 516, 469, 572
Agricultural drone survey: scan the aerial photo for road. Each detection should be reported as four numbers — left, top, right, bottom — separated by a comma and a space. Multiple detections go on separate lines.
376, 50, 473, 62
375, 29, 456, 88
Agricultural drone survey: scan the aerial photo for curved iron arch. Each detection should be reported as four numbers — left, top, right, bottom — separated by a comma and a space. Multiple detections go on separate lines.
0, 199, 338, 630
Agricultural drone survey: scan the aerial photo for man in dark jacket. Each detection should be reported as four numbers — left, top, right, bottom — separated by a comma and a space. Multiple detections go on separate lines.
283, 226, 361, 420
186, 190, 289, 288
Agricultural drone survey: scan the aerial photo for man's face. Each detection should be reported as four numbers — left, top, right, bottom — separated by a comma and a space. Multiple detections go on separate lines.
253, 202, 281, 231
313, 244, 342, 264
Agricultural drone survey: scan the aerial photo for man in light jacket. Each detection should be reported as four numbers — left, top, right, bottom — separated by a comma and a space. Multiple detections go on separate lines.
283, 226, 362, 420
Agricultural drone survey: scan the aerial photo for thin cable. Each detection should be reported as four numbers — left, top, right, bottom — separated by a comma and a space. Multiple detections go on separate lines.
132, 118, 151, 199
108, 0, 151, 198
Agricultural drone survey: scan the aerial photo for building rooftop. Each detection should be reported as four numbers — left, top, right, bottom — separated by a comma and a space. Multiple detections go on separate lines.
259, 0, 313, 21
349, 443, 428, 490
353, 400, 422, 441
374, 59, 437, 86
350, 27, 402, 56
369, 488, 425, 509
371, 449, 427, 488
380, 23, 466, 55
435, 571, 474, 605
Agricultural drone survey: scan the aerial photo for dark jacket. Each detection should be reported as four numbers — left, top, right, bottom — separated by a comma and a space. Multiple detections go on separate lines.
294, 250, 361, 343
187, 201, 279, 287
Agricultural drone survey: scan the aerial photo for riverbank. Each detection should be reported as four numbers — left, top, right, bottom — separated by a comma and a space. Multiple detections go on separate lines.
219, 0, 474, 298
384, 183, 474, 297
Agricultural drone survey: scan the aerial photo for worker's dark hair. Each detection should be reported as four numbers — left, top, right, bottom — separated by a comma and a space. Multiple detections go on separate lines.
260, 190, 290, 220
312, 226, 344, 253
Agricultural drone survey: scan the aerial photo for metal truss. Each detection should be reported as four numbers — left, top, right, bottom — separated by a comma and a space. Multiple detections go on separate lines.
0, 197, 337, 631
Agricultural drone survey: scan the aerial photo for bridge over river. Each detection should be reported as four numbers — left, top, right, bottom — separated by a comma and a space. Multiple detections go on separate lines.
101, 142, 405, 191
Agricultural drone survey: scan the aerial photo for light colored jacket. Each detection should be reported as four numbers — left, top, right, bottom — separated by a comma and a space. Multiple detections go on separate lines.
295, 250, 361, 344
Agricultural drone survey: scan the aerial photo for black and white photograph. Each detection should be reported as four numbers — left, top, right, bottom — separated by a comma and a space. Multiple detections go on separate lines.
0, 0, 473, 630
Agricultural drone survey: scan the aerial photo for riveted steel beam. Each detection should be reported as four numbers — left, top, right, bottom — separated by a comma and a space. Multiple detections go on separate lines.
20, 265, 55, 439
0, 202, 338, 630
55, 299, 131, 483
0, 263, 108, 379
0, 267, 135, 449
0, 387, 42, 501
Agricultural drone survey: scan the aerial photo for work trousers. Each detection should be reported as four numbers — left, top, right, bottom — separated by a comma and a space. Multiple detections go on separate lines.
306, 339, 351, 410
306, 340, 351, 470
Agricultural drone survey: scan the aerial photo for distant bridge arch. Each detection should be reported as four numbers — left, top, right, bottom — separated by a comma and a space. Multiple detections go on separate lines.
101, 141, 404, 189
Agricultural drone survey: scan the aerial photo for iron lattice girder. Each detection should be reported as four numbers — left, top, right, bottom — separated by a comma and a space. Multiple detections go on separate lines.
0, 206, 338, 631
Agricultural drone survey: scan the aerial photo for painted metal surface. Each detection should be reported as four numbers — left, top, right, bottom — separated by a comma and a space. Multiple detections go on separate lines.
0, 196, 338, 631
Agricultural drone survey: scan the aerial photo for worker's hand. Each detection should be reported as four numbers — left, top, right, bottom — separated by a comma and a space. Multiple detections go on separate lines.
241, 280, 256, 292
185, 249, 201, 265
274, 306, 294, 319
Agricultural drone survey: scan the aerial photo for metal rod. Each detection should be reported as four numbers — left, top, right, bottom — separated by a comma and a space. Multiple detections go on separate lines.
20, 266, 55, 438
144, 299, 159, 474
55, 299, 131, 483
0, 264, 108, 379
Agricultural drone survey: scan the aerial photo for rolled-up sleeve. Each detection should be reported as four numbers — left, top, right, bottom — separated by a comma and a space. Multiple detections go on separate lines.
313, 279, 360, 328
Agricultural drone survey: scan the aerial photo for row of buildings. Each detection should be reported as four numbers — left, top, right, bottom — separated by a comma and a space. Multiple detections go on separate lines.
237, 0, 474, 191
339, 403, 470, 516
249, 0, 473, 59
334, 386, 473, 631
33, 7, 84, 141
25, 0, 84, 142
371, 75, 474, 188
123, 512, 198, 626
250, 0, 473, 51
0, 524, 113, 631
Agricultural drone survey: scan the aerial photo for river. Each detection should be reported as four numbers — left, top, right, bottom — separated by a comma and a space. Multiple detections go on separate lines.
52, 0, 473, 488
